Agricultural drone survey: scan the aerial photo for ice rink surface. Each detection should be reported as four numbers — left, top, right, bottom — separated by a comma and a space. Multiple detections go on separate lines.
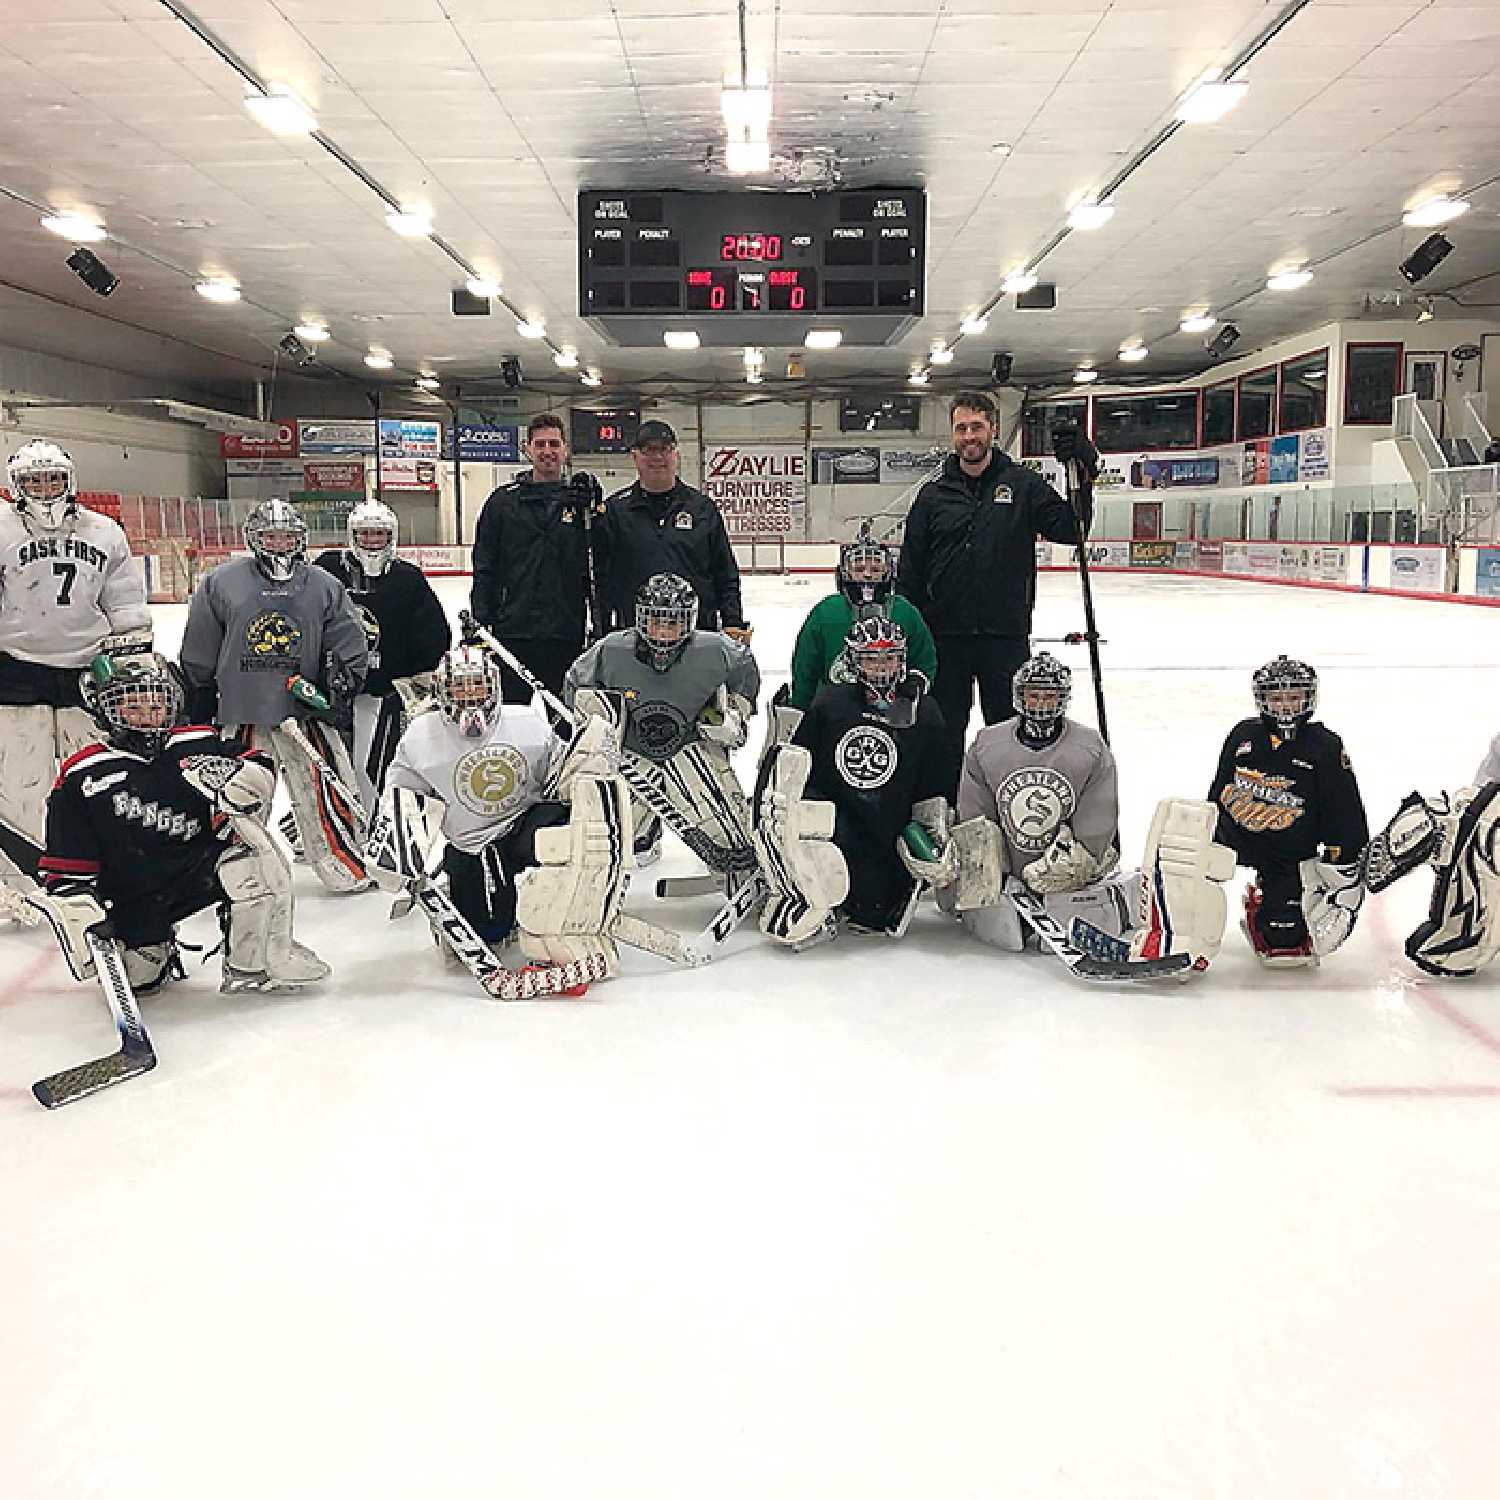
5, 569, 1500, 1499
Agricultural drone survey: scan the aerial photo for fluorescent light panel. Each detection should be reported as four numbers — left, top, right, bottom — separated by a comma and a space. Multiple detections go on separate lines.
244, 85, 317, 136
1175, 77, 1248, 124
803, 329, 842, 349
41, 212, 106, 243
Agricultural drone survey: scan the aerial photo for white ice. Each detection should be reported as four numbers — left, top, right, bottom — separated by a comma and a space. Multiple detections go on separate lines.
4, 571, 1500, 1499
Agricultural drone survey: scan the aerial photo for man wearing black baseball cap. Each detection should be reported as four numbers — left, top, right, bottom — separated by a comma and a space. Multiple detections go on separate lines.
596, 418, 749, 641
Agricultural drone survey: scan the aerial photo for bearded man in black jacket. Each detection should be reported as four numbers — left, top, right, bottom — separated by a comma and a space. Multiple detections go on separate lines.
898, 390, 1097, 772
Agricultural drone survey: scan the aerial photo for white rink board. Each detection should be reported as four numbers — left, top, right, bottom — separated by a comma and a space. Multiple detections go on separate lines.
4, 570, 1500, 1500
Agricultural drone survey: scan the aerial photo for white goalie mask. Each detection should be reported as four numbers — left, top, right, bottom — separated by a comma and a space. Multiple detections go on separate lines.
347, 499, 397, 578
435, 646, 501, 738
7, 439, 78, 530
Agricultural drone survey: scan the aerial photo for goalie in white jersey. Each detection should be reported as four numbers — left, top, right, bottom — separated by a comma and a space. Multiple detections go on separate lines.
0, 441, 150, 902
947, 653, 1232, 972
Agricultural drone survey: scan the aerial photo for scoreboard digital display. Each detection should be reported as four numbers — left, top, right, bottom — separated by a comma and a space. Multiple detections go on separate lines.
570, 407, 640, 455
579, 189, 926, 346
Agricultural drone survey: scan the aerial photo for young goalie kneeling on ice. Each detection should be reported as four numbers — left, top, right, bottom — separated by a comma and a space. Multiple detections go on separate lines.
31, 650, 329, 995
369, 646, 630, 1000
944, 653, 1230, 978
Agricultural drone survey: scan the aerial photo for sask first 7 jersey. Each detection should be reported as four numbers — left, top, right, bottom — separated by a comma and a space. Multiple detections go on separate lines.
0, 506, 150, 667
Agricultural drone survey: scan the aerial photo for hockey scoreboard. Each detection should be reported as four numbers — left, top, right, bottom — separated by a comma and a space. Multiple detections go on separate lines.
578, 189, 926, 346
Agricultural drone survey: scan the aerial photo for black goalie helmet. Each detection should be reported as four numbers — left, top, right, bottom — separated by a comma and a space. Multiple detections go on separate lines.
1013, 652, 1071, 742
634, 572, 697, 672
243, 498, 308, 583
844, 613, 908, 704
1253, 655, 1317, 739
837, 525, 894, 610
80, 651, 184, 758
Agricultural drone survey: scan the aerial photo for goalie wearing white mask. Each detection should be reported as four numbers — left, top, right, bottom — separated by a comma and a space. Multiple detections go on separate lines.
31, 649, 327, 995
313, 500, 450, 808
0, 440, 151, 917
948, 653, 1231, 974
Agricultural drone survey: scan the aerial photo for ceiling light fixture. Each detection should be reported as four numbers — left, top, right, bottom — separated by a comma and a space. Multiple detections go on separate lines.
908, 370, 930, 386
364, 350, 394, 370
663, 330, 701, 350
243, 84, 318, 137
1067, 199, 1115, 231
804, 329, 842, 350
1001, 269, 1039, 295
293, 322, 330, 342
195, 277, 241, 303
960, 314, 989, 335
580, 370, 603, 387
746, 370, 764, 385
1416, 299, 1435, 324
721, 83, 772, 135
1073, 368, 1099, 384
743, 346, 765, 369
930, 346, 955, 366
1179, 312, 1216, 334
725, 138, 771, 174
415, 375, 440, 390
41, 212, 106, 243
516, 319, 547, 339
465, 275, 501, 299
66, 247, 118, 296
385, 206, 433, 238
1175, 70, 1249, 124
553, 349, 580, 368
1266, 267, 1313, 291
1403, 195, 1469, 229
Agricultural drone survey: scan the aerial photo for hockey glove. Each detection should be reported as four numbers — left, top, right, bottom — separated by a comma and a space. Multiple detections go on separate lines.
1020, 823, 1110, 894
697, 690, 752, 750
569, 471, 604, 507
180, 753, 276, 818
28, 884, 108, 982
1051, 423, 1100, 481
1365, 791, 1445, 891
897, 797, 957, 887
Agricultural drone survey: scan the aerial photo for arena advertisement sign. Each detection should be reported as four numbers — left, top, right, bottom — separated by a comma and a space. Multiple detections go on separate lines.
1129, 456, 1220, 488
703, 443, 806, 535
1389, 546, 1443, 592
1129, 540, 1175, 568
378, 457, 440, 490
1197, 540, 1224, 572
1476, 548, 1500, 599
1298, 428, 1331, 481
379, 418, 442, 459
811, 446, 881, 485
879, 447, 945, 484
1241, 441, 1270, 486
452, 424, 520, 463
1269, 435, 1300, 485
299, 419, 376, 456
302, 460, 364, 494
1055, 540, 1130, 568
220, 422, 297, 460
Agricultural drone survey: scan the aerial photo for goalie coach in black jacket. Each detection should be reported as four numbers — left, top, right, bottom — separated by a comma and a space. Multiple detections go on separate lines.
898, 389, 1097, 767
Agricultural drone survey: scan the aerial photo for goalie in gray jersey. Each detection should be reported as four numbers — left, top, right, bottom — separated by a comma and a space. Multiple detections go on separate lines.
564, 572, 761, 872
947, 653, 1232, 971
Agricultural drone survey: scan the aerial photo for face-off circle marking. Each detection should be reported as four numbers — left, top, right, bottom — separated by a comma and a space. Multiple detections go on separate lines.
835, 723, 897, 789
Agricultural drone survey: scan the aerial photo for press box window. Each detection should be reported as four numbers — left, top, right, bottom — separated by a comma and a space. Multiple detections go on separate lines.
1279, 349, 1328, 432
1092, 391, 1199, 453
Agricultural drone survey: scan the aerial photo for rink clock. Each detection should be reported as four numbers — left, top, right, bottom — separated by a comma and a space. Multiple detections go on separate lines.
579, 189, 926, 346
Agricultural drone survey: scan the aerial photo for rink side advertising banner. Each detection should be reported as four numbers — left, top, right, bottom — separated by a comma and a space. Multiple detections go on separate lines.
811, 446, 881, 485
379, 419, 442, 459
299, 419, 376, 456
220, 422, 297, 460
702, 444, 807, 535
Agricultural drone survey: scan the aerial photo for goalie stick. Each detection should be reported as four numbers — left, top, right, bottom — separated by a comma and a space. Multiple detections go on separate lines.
1006, 884, 1191, 983
31, 923, 157, 1108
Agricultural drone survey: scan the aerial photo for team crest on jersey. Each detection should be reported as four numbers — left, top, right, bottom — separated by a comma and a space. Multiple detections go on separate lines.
1219, 769, 1304, 833
110, 791, 201, 842
835, 723, 897, 789
632, 700, 693, 758
453, 744, 528, 817
561, 508, 577, 525
674, 512, 693, 529
243, 610, 302, 670
1235, 741, 1252, 756
991, 486, 1013, 505
995, 765, 1074, 853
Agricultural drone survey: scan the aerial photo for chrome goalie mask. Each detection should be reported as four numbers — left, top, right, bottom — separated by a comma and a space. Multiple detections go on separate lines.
435, 646, 501, 738
243, 498, 308, 583
845, 613, 908, 704
7, 439, 78, 530
346, 499, 397, 578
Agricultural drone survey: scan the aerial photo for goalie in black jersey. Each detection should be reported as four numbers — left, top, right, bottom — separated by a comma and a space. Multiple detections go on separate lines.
1208, 655, 1368, 966
31, 650, 328, 995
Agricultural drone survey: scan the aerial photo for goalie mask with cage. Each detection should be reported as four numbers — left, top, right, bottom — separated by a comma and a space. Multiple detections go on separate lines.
837, 527, 894, 611
435, 646, 501, 738
634, 572, 697, 673
1013, 652, 1071, 746
346, 499, 397, 578
845, 614, 908, 704
1253, 655, 1317, 739
6, 439, 77, 530
243, 498, 308, 583
80, 651, 184, 758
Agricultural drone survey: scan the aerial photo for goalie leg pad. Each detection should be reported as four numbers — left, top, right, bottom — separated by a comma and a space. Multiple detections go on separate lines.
217, 831, 330, 989
1131, 798, 1234, 965
270, 722, 369, 892
367, 785, 443, 892
1406, 781, 1500, 976
55, 706, 97, 764
753, 743, 849, 948
517, 774, 631, 973
1044, 869, 1141, 941
0, 705, 61, 847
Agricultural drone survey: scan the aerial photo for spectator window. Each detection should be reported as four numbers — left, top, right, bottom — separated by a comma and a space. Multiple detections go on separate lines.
1202, 382, 1236, 446
1344, 342, 1402, 425
1279, 348, 1328, 432
1091, 391, 1199, 453
1021, 400, 1087, 457
1237, 366, 1277, 440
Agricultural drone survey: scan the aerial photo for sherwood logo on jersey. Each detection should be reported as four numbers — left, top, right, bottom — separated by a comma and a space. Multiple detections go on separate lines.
110, 792, 202, 841
835, 723, 897, 790
995, 766, 1074, 854
453, 745, 528, 817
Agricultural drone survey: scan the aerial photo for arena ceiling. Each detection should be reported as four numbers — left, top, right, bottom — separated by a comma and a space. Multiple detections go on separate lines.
1, 0, 1499, 404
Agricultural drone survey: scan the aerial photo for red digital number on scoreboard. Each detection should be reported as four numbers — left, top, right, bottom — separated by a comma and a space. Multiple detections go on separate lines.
686, 268, 736, 310
720, 233, 783, 262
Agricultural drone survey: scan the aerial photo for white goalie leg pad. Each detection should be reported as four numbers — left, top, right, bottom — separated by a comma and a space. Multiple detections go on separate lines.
517, 773, 631, 973
1130, 798, 1234, 964
1043, 869, 1142, 941
0, 705, 62, 847
27, 887, 108, 981
367, 785, 443, 893
549, 714, 622, 803
269, 722, 369, 892
55, 706, 97, 763
753, 743, 849, 947
352, 693, 381, 811
1406, 782, 1500, 976
216, 821, 330, 987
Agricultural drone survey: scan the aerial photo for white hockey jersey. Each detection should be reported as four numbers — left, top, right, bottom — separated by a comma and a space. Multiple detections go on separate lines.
385, 702, 558, 853
0, 505, 150, 667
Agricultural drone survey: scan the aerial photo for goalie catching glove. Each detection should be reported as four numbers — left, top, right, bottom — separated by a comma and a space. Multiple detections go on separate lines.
897, 798, 958, 888
179, 754, 275, 819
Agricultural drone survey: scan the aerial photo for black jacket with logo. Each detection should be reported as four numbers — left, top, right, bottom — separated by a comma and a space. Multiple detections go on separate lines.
597, 480, 745, 632
470, 474, 593, 644
312, 552, 450, 697
1208, 716, 1368, 870
897, 450, 1090, 638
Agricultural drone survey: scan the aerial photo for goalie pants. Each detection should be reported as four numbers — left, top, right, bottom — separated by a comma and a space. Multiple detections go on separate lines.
836, 816, 916, 932
444, 801, 570, 942
497, 636, 582, 704
1249, 858, 1309, 949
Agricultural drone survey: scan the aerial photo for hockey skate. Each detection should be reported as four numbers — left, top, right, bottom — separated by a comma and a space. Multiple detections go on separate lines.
1241, 885, 1317, 968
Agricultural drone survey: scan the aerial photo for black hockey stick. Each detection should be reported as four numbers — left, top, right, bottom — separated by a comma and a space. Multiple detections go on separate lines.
1057, 438, 1111, 745
1007, 885, 1190, 983
573, 471, 607, 645
32, 924, 157, 1108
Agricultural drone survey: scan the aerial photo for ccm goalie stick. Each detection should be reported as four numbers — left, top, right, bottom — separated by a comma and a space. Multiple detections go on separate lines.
31, 923, 157, 1108
1006, 884, 1191, 983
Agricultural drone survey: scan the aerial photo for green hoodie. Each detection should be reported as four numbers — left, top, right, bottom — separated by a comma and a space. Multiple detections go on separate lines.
789, 591, 937, 710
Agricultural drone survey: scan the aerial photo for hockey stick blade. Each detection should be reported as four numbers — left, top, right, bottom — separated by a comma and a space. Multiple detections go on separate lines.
485, 953, 607, 1001
655, 873, 723, 898
1009, 888, 1190, 983
33, 930, 157, 1109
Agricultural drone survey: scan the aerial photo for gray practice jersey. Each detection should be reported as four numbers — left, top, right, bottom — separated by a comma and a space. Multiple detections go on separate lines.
563, 629, 761, 761
0, 505, 150, 667
958, 717, 1119, 873
179, 555, 368, 729
387, 703, 557, 853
